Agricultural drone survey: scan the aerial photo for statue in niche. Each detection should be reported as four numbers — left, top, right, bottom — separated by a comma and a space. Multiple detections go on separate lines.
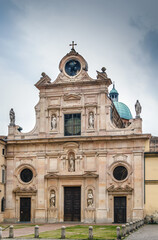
69, 153, 75, 172
50, 190, 56, 207
89, 112, 94, 128
51, 114, 57, 130
87, 189, 94, 207
9, 108, 15, 126
135, 100, 142, 118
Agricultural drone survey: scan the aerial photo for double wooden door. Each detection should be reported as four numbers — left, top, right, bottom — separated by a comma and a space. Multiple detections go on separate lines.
114, 196, 126, 223
64, 187, 81, 221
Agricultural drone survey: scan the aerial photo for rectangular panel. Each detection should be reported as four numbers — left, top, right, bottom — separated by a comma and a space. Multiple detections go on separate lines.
86, 156, 96, 171
85, 95, 97, 104
49, 97, 60, 106
49, 158, 58, 171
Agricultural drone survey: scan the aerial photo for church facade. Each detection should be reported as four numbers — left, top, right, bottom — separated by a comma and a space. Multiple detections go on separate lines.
5, 43, 150, 223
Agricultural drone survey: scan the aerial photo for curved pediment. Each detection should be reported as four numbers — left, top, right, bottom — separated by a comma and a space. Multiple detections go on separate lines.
63, 142, 79, 149
63, 94, 81, 101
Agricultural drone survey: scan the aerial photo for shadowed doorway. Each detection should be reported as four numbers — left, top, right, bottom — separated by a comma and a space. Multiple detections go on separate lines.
114, 196, 126, 223
20, 197, 31, 222
64, 187, 81, 221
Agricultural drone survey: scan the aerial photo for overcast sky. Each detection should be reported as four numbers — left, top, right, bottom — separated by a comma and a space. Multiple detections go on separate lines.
0, 0, 158, 136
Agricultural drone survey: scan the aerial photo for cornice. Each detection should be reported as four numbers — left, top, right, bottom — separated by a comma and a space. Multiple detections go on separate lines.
6, 134, 151, 145
45, 171, 98, 179
37, 79, 111, 89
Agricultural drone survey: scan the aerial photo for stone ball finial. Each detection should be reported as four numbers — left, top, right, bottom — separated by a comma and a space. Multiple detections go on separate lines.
101, 67, 106, 73
41, 72, 46, 77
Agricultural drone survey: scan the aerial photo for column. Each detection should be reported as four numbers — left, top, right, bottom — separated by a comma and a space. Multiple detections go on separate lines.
133, 152, 144, 219
35, 153, 46, 222
96, 153, 107, 223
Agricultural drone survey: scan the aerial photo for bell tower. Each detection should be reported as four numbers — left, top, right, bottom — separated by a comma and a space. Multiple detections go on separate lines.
109, 82, 119, 102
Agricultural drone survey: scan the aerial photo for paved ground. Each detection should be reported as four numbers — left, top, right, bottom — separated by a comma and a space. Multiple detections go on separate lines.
2, 223, 158, 239
2, 223, 77, 238
126, 224, 158, 240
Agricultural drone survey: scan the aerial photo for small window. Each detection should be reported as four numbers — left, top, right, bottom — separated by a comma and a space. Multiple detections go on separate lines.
64, 113, 81, 136
2, 169, 5, 184
1, 197, 5, 212
2, 149, 5, 156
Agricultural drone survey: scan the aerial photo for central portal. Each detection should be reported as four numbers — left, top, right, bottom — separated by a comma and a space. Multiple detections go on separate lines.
64, 187, 81, 221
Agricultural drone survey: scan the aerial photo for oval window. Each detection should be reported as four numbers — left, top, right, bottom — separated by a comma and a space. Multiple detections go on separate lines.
20, 168, 33, 183
113, 166, 128, 181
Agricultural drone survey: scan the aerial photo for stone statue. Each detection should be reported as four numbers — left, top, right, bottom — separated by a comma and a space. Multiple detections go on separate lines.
89, 112, 94, 128
69, 153, 75, 172
50, 190, 56, 207
87, 189, 94, 207
9, 108, 15, 126
51, 114, 57, 130
135, 100, 142, 118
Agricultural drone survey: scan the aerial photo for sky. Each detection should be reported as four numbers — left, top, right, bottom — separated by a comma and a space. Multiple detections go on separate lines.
0, 0, 158, 136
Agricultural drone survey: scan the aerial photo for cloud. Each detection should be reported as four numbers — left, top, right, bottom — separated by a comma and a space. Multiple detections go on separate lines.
129, 16, 147, 31
141, 29, 158, 64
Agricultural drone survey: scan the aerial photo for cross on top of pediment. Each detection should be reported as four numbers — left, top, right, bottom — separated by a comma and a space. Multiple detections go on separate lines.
69, 41, 77, 50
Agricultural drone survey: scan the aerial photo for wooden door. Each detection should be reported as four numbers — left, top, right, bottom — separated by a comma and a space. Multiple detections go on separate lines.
114, 196, 126, 223
20, 197, 31, 222
64, 187, 81, 221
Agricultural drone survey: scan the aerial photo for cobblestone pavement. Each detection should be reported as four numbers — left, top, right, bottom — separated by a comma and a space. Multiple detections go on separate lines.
126, 225, 158, 240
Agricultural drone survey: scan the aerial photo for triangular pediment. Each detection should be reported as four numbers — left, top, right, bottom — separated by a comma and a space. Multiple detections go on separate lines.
63, 94, 81, 101
45, 172, 59, 179
83, 171, 98, 178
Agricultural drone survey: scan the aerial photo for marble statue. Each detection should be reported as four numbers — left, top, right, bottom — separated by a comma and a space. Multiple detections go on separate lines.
89, 112, 94, 128
50, 190, 56, 207
9, 108, 15, 126
69, 154, 75, 172
87, 189, 94, 207
135, 100, 142, 118
51, 114, 57, 130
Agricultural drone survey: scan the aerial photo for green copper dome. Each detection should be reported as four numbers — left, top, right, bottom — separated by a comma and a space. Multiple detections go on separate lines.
114, 102, 132, 120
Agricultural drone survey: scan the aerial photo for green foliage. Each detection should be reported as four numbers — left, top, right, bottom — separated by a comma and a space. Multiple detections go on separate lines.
19, 225, 118, 239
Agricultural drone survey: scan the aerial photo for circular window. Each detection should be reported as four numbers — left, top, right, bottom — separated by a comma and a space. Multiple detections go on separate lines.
20, 168, 33, 183
113, 166, 128, 181
65, 59, 81, 76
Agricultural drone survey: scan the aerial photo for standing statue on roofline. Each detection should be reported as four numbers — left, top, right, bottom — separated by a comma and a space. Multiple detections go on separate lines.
9, 108, 15, 126
135, 100, 142, 118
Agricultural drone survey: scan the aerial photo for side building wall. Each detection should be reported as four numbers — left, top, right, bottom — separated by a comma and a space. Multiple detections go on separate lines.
144, 152, 158, 223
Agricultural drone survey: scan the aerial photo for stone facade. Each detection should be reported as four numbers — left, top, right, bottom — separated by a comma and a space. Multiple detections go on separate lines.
4, 46, 150, 223
144, 137, 158, 223
0, 137, 6, 222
